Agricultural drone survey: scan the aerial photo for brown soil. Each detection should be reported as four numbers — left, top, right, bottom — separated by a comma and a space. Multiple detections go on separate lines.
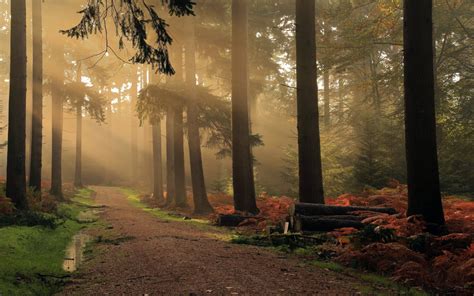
60, 186, 381, 295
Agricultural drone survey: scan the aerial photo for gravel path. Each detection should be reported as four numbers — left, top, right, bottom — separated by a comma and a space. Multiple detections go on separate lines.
60, 186, 375, 295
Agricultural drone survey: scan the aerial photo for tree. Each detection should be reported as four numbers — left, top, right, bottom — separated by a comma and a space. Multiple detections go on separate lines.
185, 17, 213, 214
29, 0, 43, 192
147, 72, 165, 202
74, 63, 83, 187
165, 105, 176, 205
6, 0, 27, 209
295, 0, 324, 204
231, 0, 258, 214
171, 45, 187, 208
403, 0, 445, 225
152, 120, 164, 202
62, 0, 195, 75
130, 69, 139, 184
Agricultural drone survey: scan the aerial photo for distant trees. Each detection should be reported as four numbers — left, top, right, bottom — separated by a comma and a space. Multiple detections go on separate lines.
295, 0, 324, 204
29, 0, 43, 192
6, 0, 27, 209
403, 0, 444, 225
66, 62, 106, 188
231, 0, 259, 214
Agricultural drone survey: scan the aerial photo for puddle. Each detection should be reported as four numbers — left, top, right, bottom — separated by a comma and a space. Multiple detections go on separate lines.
63, 233, 92, 272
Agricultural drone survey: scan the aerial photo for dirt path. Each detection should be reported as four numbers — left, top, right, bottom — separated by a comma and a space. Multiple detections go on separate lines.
61, 186, 375, 295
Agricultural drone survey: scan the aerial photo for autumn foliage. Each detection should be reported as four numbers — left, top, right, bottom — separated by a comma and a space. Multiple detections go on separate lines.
205, 182, 473, 293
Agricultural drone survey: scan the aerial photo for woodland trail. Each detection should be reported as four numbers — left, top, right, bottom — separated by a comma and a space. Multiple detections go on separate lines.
60, 186, 377, 295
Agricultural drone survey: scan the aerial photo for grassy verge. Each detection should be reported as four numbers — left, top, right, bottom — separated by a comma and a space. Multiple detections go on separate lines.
122, 188, 232, 240
0, 188, 98, 295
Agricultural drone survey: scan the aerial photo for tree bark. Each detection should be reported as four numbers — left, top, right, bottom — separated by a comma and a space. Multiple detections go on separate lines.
29, 0, 43, 192
295, 0, 325, 204
51, 67, 64, 199
185, 18, 213, 214
217, 214, 249, 227
74, 104, 83, 187
338, 78, 344, 122
173, 107, 187, 207
6, 0, 27, 209
152, 119, 164, 202
290, 203, 397, 216
104, 98, 112, 185
294, 215, 365, 232
73, 62, 83, 187
403, 0, 445, 225
165, 107, 176, 205
144, 121, 152, 190
130, 69, 138, 185
231, 0, 258, 214
323, 67, 330, 127
171, 45, 187, 208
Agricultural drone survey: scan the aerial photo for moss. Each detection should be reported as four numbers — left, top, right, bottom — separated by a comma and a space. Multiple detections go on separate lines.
0, 188, 97, 295
309, 260, 345, 272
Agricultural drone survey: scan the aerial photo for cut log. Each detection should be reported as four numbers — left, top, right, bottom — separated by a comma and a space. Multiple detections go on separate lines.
293, 215, 365, 232
289, 203, 397, 217
315, 215, 365, 222
216, 214, 248, 227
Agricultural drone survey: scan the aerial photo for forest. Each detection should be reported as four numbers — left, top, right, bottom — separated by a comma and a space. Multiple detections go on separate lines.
0, 0, 473, 295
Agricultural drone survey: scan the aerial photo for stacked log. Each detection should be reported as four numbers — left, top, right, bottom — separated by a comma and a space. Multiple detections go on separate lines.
289, 203, 397, 232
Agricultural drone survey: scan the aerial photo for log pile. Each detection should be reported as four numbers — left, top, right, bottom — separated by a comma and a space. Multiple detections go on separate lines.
289, 203, 397, 232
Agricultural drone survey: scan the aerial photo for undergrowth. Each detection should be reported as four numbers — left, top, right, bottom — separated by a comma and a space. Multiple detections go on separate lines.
231, 233, 427, 296
0, 187, 98, 295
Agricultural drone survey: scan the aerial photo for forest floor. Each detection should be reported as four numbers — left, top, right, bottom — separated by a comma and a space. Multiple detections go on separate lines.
60, 186, 403, 295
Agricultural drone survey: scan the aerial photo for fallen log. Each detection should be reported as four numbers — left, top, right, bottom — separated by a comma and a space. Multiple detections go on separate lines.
293, 215, 365, 232
315, 215, 365, 222
216, 214, 248, 227
289, 203, 397, 217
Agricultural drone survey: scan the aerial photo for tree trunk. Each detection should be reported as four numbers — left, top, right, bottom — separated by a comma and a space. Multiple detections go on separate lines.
295, 0, 324, 204
323, 67, 330, 127
231, 0, 258, 214
152, 119, 164, 202
165, 107, 176, 205
73, 62, 83, 187
174, 107, 187, 207
369, 52, 381, 113
74, 105, 83, 187
144, 121, 152, 190
51, 72, 63, 198
104, 99, 112, 185
338, 78, 344, 122
185, 18, 213, 214
403, 0, 444, 225
170, 45, 187, 208
29, 0, 43, 192
130, 69, 138, 185
6, 0, 27, 209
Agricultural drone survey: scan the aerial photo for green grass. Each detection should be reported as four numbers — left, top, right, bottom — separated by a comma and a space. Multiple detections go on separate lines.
0, 188, 97, 295
122, 188, 232, 241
